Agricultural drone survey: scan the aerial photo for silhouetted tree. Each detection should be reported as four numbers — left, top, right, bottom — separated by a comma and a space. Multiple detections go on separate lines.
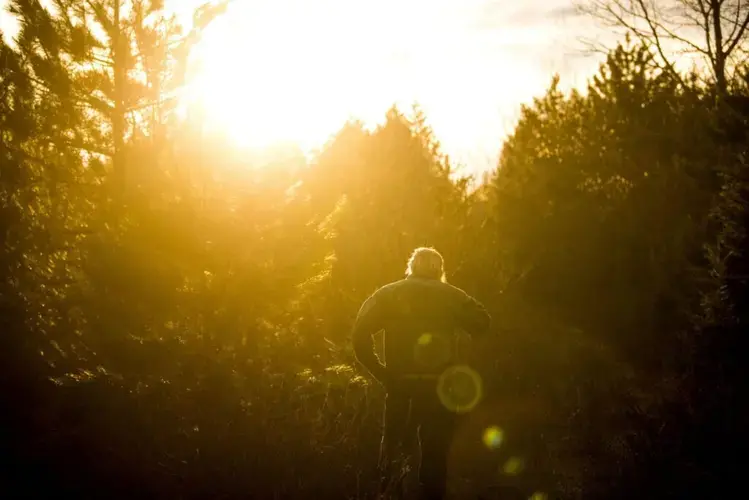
577, 0, 749, 95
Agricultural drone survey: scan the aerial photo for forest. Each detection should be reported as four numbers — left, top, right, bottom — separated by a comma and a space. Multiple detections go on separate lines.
1, 1, 747, 499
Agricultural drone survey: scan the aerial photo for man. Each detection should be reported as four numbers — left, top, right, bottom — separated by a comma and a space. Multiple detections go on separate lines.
352, 247, 491, 500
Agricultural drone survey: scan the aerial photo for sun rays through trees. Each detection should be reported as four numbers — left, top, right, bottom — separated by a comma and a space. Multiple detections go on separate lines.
1, 1, 748, 499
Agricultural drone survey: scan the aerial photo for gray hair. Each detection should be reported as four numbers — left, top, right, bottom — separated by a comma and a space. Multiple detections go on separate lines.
405, 247, 446, 282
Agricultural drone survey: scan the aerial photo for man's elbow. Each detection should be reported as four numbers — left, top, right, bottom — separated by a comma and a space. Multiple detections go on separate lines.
471, 303, 491, 334
475, 312, 491, 335
351, 331, 370, 361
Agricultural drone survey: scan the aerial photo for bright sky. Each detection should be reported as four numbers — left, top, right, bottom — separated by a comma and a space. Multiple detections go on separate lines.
1, 0, 607, 176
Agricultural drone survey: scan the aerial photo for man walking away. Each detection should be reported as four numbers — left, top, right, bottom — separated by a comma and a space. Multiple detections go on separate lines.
352, 247, 491, 500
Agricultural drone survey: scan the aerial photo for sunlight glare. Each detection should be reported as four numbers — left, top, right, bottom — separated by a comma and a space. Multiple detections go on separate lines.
182, 0, 466, 153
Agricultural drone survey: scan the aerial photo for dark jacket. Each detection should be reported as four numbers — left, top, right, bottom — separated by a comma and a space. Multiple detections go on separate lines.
351, 276, 491, 383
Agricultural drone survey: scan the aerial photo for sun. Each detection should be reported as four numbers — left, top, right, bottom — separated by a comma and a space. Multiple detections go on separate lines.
181, 0, 403, 153
175, 0, 517, 174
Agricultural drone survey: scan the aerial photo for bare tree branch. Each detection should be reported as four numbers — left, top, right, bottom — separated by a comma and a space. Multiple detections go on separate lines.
723, 9, 749, 56
637, 1, 711, 56
723, 0, 743, 42
696, 0, 718, 67
577, 0, 749, 93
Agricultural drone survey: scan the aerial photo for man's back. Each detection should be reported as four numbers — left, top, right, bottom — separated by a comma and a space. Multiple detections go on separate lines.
357, 275, 490, 378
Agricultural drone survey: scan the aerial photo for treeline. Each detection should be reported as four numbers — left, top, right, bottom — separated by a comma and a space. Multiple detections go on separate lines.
1, 1, 747, 499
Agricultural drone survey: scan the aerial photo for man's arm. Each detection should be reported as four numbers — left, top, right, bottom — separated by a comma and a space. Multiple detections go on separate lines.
351, 292, 388, 383
457, 291, 491, 336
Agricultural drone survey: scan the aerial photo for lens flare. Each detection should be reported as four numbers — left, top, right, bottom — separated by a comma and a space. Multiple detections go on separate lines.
529, 493, 548, 500
414, 332, 452, 369
482, 426, 504, 450
502, 456, 524, 475
436, 364, 483, 413
417, 333, 433, 345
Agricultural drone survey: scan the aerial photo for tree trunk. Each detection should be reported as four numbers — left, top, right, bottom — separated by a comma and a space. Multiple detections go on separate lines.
113, 0, 126, 198
711, 0, 727, 96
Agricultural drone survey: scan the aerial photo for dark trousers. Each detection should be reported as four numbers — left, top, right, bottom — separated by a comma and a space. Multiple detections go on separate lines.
378, 380, 457, 500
